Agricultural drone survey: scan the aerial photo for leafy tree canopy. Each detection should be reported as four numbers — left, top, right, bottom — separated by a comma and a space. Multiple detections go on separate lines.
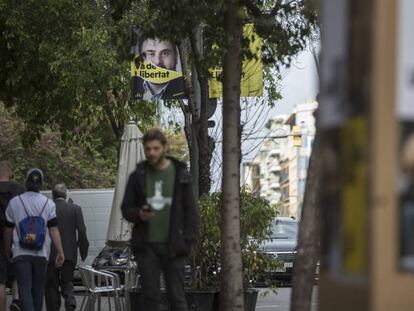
130, 0, 318, 79
0, 0, 318, 141
0, 103, 189, 189
0, 0, 157, 143
0, 103, 116, 189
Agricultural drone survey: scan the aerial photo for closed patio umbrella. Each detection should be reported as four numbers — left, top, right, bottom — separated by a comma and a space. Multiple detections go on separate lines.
106, 121, 145, 243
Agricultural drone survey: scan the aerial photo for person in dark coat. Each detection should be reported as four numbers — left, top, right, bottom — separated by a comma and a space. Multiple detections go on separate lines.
0, 161, 24, 311
121, 128, 200, 311
45, 184, 89, 311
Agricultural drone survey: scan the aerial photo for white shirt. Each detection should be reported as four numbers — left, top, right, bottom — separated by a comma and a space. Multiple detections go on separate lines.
5, 191, 56, 259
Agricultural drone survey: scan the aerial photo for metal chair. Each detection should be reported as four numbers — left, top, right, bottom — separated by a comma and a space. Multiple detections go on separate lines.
78, 265, 125, 311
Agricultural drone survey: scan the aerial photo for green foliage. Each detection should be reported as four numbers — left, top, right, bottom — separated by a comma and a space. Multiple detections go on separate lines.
0, 103, 116, 189
165, 129, 190, 162
0, 0, 157, 143
188, 191, 280, 290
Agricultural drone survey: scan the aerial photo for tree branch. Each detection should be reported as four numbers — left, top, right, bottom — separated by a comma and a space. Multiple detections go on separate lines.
243, 0, 300, 18
105, 90, 122, 138
242, 0, 263, 18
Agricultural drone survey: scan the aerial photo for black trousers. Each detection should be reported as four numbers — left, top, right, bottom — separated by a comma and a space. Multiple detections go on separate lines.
135, 243, 188, 311
45, 261, 76, 311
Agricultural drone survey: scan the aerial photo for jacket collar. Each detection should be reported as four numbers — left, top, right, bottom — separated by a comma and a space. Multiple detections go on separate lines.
135, 156, 190, 190
136, 156, 186, 173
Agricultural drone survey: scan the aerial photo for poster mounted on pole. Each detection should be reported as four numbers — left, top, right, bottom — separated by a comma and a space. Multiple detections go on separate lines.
396, 0, 414, 271
396, 0, 414, 121
208, 24, 263, 98
319, 0, 370, 279
318, 0, 349, 129
131, 27, 187, 101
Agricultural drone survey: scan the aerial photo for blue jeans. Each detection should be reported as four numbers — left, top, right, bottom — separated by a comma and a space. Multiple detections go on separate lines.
14, 256, 48, 311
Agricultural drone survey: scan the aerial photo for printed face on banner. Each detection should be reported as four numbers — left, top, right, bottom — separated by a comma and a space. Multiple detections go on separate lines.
131, 34, 186, 101
397, 0, 414, 271
141, 39, 177, 70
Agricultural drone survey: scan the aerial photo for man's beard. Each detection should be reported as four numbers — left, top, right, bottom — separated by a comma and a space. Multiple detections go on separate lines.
148, 152, 166, 168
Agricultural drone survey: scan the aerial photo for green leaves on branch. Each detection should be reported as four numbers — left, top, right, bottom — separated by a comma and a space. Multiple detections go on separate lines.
0, 0, 157, 143
0, 104, 116, 189
188, 191, 280, 290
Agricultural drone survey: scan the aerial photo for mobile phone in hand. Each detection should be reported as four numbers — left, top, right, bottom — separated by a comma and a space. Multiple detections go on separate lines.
142, 205, 152, 213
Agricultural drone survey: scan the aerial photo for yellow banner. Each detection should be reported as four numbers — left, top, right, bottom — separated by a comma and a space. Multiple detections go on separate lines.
209, 24, 263, 98
341, 117, 367, 274
131, 60, 183, 84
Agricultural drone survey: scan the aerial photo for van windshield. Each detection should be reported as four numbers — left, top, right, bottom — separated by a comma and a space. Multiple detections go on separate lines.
270, 220, 299, 239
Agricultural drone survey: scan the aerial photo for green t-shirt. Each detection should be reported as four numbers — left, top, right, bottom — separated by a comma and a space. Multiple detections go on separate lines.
146, 163, 175, 243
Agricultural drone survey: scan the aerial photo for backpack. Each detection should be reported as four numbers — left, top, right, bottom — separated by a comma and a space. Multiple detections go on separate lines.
17, 195, 48, 251
0, 190, 14, 240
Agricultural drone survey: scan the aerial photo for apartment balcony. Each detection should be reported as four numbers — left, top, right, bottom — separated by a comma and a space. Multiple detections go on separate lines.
261, 187, 269, 195
280, 172, 289, 184
270, 199, 279, 206
281, 191, 290, 203
269, 181, 281, 189
269, 164, 281, 173
269, 149, 281, 157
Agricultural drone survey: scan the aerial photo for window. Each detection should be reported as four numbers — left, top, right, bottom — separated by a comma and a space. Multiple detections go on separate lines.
298, 180, 306, 196
299, 156, 308, 170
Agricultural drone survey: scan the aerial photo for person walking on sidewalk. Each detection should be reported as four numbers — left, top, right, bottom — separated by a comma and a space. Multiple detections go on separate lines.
45, 183, 89, 311
3, 168, 65, 311
0, 161, 24, 311
121, 128, 200, 311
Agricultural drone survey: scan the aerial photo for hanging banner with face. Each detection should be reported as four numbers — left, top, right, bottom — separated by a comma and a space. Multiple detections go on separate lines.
131, 28, 186, 101
396, 0, 414, 271
318, 0, 350, 129
396, 0, 414, 121
208, 24, 263, 98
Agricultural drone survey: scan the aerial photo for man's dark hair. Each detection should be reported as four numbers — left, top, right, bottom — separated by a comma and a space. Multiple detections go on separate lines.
143, 128, 167, 146
138, 37, 177, 56
25, 168, 43, 192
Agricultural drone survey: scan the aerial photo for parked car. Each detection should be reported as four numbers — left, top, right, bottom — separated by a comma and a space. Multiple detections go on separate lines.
259, 217, 299, 285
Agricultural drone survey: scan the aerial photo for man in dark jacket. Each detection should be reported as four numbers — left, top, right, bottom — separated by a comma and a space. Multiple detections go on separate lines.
45, 183, 89, 311
121, 128, 200, 311
0, 161, 24, 311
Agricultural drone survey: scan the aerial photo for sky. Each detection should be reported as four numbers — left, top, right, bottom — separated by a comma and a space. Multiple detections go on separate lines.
270, 48, 319, 116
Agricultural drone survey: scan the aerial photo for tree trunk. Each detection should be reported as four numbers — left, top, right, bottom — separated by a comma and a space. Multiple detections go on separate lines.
189, 26, 215, 197
179, 40, 200, 198
290, 126, 322, 311
219, 0, 244, 310
198, 78, 214, 196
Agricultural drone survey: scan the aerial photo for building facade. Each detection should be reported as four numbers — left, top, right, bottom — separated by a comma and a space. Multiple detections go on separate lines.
242, 100, 317, 218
